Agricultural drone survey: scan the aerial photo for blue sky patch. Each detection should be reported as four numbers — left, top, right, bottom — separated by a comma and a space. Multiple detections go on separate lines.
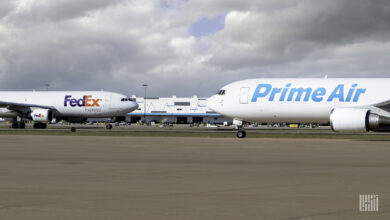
189, 14, 226, 38
160, 1, 172, 9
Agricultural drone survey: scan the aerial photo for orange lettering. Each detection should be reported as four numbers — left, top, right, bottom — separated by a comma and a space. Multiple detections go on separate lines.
92, 98, 100, 107
85, 95, 92, 107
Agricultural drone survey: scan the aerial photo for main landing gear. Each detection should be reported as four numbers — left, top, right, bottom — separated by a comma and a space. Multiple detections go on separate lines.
11, 117, 26, 129
106, 124, 113, 129
11, 121, 26, 129
33, 122, 47, 129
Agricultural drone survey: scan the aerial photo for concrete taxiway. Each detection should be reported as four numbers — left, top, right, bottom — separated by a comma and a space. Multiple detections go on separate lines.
0, 135, 389, 220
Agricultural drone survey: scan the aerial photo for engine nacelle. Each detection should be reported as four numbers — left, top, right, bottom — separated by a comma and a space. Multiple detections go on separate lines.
330, 108, 390, 132
30, 108, 53, 122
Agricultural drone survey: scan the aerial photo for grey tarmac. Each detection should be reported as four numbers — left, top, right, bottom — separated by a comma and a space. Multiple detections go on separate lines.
0, 135, 388, 220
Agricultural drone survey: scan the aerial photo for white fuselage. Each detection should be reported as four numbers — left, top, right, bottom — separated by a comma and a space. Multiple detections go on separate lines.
0, 91, 138, 118
207, 78, 390, 123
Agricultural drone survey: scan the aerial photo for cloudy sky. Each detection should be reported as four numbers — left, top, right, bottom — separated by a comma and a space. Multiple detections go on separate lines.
1, 0, 390, 97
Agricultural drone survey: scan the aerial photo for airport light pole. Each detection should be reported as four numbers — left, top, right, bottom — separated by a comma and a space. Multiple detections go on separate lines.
142, 84, 148, 124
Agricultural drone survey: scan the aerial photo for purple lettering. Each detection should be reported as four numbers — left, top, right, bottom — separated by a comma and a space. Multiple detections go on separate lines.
77, 98, 84, 107
64, 95, 98, 107
64, 95, 72, 107
70, 99, 77, 107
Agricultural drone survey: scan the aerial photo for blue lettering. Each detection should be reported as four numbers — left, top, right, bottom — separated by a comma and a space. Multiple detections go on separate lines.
353, 88, 366, 102
327, 84, 344, 102
251, 84, 272, 102
287, 88, 313, 102
250, 83, 366, 103
269, 88, 282, 101
311, 88, 326, 102
345, 84, 357, 102
279, 84, 291, 101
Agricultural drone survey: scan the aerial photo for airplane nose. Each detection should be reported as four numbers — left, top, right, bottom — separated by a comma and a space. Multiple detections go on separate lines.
129, 102, 139, 112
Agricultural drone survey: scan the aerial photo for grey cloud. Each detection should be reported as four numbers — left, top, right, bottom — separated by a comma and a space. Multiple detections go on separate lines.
209, 0, 390, 71
0, 1, 15, 19
7, 0, 124, 24
1, 0, 390, 97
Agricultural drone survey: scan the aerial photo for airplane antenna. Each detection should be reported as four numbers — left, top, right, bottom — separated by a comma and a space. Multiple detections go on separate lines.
324, 74, 328, 79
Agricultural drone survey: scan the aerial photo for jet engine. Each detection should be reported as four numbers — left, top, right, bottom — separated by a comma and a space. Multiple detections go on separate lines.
30, 108, 53, 122
330, 108, 390, 132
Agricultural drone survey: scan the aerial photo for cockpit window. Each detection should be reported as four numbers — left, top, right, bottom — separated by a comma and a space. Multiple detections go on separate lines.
121, 97, 136, 102
217, 90, 225, 95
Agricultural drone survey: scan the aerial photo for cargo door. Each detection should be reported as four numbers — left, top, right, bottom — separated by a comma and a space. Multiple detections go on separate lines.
239, 87, 249, 104
104, 94, 111, 108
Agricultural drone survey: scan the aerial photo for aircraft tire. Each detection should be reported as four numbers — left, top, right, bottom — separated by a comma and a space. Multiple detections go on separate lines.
18, 121, 26, 129
71, 127, 76, 132
33, 123, 47, 129
237, 130, 246, 138
11, 122, 18, 129
106, 124, 113, 130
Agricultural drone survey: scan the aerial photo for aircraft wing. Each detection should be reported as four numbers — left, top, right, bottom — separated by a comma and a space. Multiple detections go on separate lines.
373, 100, 390, 112
0, 101, 55, 114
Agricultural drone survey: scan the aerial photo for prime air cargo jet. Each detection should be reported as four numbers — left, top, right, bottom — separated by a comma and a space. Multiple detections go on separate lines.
0, 91, 138, 129
207, 78, 390, 138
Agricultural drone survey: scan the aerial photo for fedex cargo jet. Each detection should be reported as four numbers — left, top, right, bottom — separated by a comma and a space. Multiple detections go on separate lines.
0, 91, 138, 129
207, 78, 390, 138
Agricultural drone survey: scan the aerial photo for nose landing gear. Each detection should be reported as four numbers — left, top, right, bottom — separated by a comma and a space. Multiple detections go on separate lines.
234, 119, 247, 138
